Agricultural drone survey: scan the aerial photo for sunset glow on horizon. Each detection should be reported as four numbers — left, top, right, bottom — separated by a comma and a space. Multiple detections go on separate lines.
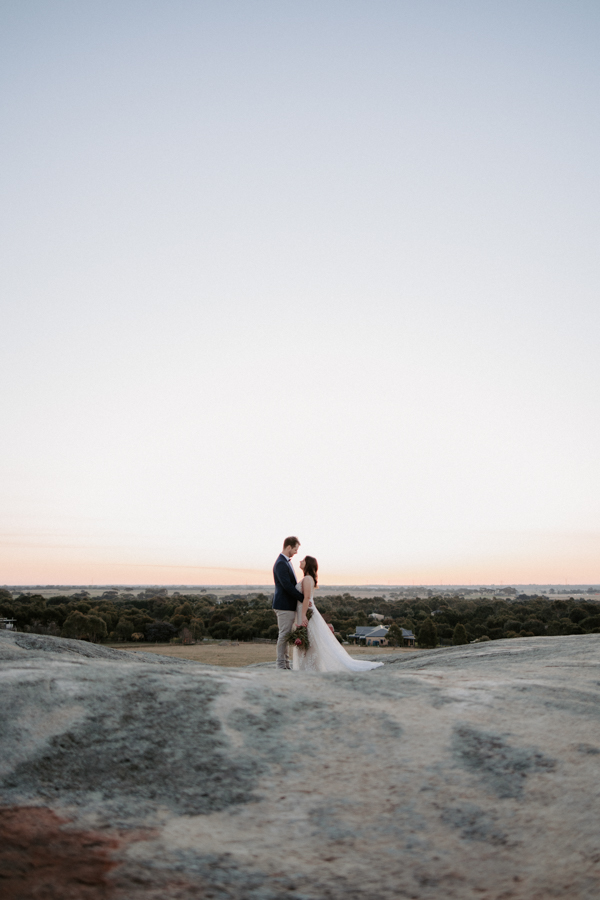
3, 529, 599, 588
1, 2, 599, 588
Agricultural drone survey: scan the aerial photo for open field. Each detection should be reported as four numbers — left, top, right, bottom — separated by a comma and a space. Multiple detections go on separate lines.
108, 641, 418, 667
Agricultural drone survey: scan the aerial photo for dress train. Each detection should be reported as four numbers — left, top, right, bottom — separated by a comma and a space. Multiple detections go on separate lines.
292, 583, 383, 673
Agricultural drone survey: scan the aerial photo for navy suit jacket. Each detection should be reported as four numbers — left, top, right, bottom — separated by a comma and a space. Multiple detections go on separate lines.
272, 554, 301, 611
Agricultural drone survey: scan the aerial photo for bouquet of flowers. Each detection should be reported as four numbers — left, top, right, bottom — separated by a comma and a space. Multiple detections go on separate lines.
286, 607, 312, 653
287, 625, 309, 652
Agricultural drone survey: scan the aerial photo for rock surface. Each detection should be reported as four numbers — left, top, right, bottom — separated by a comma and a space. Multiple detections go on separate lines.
1, 630, 600, 899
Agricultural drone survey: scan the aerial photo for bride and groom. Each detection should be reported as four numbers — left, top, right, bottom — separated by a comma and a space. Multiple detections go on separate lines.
272, 536, 383, 673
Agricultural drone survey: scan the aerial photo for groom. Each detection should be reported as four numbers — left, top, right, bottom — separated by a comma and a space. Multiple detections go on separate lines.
272, 536, 304, 670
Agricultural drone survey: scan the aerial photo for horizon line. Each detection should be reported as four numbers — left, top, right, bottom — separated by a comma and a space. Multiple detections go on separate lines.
3, 583, 599, 590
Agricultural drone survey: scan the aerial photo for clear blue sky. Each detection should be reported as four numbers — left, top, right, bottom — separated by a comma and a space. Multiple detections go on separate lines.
1, 1, 599, 584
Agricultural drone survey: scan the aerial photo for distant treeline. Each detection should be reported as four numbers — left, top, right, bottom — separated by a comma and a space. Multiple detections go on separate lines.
1, 588, 599, 646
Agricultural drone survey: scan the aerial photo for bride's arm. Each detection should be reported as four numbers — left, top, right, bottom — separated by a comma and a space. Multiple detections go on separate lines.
301, 575, 313, 626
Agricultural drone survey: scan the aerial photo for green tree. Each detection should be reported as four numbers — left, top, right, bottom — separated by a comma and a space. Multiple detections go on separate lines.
175, 601, 194, 619
62, 610, 90, 640
387, 623, 404, 647
417, 617, 438, 648
211, 621, 231, 640
230, 624, 254, 641
86, 615, 108, 643
189, 617, 205, 640
569, 607, 588, 623
115, 616, 135, 642
452, 623, 469, 645
522, 618, 546, 635
436, 624, 453, 640
145, 621, 178, 642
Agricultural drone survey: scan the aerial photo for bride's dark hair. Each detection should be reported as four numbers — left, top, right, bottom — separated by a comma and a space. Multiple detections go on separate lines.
304, 556, 318, 587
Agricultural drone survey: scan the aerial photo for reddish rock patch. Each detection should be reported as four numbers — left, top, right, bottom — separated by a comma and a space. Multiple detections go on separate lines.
0, 806, 120, 900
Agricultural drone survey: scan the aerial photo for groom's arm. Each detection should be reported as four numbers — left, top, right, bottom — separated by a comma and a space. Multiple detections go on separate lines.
274, 558, 300, 605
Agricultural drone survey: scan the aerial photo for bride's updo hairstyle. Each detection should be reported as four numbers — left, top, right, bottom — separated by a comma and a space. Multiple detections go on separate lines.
304, 556, 318, 587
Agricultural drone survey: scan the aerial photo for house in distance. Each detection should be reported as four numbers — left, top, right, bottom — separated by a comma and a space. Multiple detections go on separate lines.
347, 625, 415, 647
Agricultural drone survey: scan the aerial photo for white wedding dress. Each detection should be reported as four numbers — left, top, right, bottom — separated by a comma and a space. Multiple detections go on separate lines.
292, 579, 384, 673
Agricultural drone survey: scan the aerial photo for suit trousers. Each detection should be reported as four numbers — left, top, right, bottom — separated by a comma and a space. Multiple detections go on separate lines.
275, 609, 296, 669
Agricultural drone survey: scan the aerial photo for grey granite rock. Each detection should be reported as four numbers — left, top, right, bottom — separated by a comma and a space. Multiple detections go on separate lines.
1, 630, 599, 899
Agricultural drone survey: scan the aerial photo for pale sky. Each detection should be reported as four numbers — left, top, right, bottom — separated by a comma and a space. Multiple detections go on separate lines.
1, 1, 599, 586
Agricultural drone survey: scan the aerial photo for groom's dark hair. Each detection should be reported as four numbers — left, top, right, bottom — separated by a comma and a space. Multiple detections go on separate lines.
283, 536, 300, 550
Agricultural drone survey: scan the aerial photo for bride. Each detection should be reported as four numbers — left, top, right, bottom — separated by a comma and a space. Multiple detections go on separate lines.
292, 556, 383, 673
